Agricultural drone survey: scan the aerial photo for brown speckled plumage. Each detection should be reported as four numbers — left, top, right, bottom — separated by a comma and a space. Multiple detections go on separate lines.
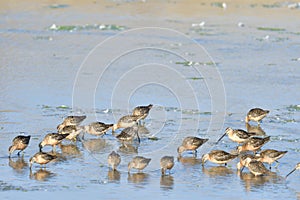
245, 108, 269, 124
237, 136, 270, 153
160, 156, 174, 175
132, 104, 153, 121
202, 150, 238, 166
177, 137, 208, 155
256, 149, 287, 169
128, 156, 151, 172
8, 135, 31, 157
217, 127, 256, 144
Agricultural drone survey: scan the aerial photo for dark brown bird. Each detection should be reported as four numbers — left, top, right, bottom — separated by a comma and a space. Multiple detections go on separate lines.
8, 135, 31, 157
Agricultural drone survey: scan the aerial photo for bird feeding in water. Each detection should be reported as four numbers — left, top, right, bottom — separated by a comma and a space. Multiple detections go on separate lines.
8, 135, 31, 157
160, 156, 174, 175
177, 137, 208, 156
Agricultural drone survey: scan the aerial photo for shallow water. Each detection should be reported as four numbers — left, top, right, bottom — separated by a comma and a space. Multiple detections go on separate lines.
1, 0, 300, 199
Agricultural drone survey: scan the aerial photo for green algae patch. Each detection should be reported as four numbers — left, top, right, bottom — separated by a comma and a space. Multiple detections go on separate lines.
49, 24, 127, 32
257, 27, 285, 31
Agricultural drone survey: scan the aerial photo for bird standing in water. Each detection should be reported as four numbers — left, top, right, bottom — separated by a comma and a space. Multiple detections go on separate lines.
216, 127, 256, 144
236, 136, 270, 153
39, 133, 68, 152
242, 157, 270, 176
112, 115, 141, 132
160, 156, 174, 175
132, 104, 153, 123
116, 125, 140, 143
201, 150, 238, 166
255, 149, 287, 169
177, 137, 208, 156
107, 151, 121, 171
29, 152, 57, 168
57, 115, 86, 132
128, 156, 151, 173
8, 135, 31, 157
245, 108, 269, 124
83, 122, 113, 138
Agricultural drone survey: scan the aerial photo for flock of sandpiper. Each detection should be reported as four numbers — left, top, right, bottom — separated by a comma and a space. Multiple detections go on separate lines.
7, 105, 300, 178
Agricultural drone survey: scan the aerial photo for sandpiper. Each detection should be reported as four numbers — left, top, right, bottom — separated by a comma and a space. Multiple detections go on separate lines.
217, 127, 256, 144
160, 156, 174, 175
107, 151, 121, 171
57, 115, 86, 132
8, 135, 31, 157
286, 163, 300, 178
242, 157, 270, 176
39, 133, 69, 152
116, 125, 140, 143
58, 125, 82, 141
237, 136, 270, 153
132, 104, 153, 122
177, 137, 208, 156
112, 115, 141, 131
29, 152, 57, 168
202, 150, 238, 166
256, 149, 287, 169
245, 108, 269, 124
128, 156, 151, 173
83, 122, 113, 137
236, 154, 257, 171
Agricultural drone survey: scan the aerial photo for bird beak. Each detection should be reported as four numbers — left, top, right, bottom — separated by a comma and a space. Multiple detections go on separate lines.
216, 133, 226, 144
137, 132, 141, 143
286, 168, 296, 178
240, 166, 245, 172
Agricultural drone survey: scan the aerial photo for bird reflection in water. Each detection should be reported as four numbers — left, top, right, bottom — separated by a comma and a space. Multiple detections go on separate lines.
137, 125, 150, 136
59, 143, 81, 158
127, 172, 149, 184
107, 170, 121, 182
177, 156, 201, 166
30, 168, 55, 181
160, 175, 174, 190
118, 143, 138, 154
81, 138, 107, 153
8, 156, 28, 173
238, 171, 282, 192
202, 166, 234, 177
245, 123, 266, 136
